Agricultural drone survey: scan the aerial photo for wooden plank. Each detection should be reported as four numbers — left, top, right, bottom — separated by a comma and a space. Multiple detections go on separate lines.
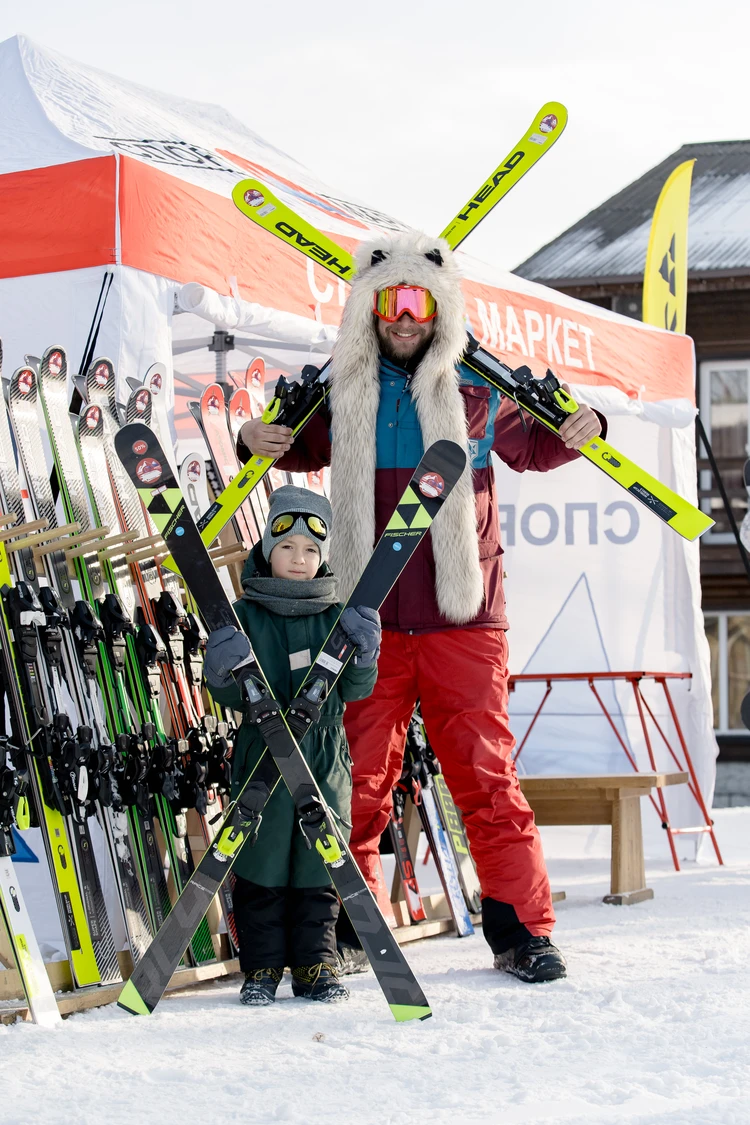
610, 795, 647, 895
0, 919, 16, 973
519, 772, 687, 795
57, 984, 123, 1016
163, 958, 240, 993
393, 915, 479, 945
659, 772, 690, 788
527, 798, 614, 826
603, 888, 655, 906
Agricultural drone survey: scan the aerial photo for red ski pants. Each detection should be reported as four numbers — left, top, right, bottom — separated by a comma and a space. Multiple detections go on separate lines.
343, 628, 555, 936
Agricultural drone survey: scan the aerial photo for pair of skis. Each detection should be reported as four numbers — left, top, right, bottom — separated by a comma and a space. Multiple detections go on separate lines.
116, 428, 468, 1022
161, 101, 569, 570
390, 712, 482, 932
225, 134, 713, 545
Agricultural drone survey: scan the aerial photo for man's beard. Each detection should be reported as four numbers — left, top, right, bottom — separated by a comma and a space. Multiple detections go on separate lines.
379, 334, 433, 373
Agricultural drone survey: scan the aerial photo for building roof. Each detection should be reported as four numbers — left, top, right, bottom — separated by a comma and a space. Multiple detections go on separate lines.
515, 140, 750, 286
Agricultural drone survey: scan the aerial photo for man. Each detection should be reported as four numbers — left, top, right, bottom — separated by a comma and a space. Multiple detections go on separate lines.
238, 231, 603, 983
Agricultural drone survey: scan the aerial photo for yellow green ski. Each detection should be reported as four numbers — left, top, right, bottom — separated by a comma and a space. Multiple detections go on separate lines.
439, 101, 568, 248
222, 106, 712, 544
0, 541, 102, 987
171, 106, 569, 569
231, 181, 711, 542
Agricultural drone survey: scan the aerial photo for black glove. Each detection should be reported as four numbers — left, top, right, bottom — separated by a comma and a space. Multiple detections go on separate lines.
203, 625, 252, 690
340, 606, 381, 667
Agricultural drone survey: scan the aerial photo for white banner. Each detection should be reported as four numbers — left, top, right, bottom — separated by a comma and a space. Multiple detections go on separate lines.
500, 416, 716, 857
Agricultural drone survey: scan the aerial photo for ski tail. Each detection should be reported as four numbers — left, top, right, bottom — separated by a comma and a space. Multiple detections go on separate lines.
439, 102, 567, 249
233, 180, 356, 279
0, 852, 61, 1025
117, 977, 153, 1016
461, 346, 714, 542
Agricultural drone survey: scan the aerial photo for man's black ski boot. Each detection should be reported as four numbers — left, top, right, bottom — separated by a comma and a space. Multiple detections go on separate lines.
494, 936, 567, 983
240, 967, 284, 1006
292, 963, 350, 1002
336, 941, 369, 975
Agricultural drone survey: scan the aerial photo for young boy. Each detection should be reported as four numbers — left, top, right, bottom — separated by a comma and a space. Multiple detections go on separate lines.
203, 486, 381, 1006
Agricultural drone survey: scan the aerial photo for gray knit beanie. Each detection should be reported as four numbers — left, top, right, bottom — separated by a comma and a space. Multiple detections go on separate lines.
262, 485, 332, 565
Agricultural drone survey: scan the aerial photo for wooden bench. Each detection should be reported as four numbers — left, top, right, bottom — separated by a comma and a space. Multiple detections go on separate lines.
519, 772, 689, 905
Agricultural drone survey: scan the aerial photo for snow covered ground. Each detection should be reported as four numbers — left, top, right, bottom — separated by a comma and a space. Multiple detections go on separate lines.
2, 808, 749, 1125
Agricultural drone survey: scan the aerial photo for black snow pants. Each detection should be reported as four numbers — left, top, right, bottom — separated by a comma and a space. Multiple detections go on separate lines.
233, 876, 340, 971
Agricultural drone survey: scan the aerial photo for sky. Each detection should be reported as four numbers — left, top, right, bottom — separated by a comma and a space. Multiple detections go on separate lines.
3, 1, 750, 272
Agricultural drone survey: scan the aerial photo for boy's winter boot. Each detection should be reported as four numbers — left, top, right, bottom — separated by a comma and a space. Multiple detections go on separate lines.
336, 941, 369, 975
240, 967, 284, 1006
494, 936, 567, 983
291, 962, 350, 1002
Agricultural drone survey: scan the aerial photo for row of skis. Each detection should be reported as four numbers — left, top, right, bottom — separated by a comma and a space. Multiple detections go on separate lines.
0, 344, 480, 1025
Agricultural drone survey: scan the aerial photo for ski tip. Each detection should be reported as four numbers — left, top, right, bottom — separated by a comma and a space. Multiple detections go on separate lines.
426, 438, 466, 466
389, 1003, 432, 1023
117, 979, 152, 1017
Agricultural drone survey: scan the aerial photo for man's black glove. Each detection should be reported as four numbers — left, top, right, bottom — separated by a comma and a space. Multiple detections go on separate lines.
203, 625, 252, 689
340, 606, 382, 667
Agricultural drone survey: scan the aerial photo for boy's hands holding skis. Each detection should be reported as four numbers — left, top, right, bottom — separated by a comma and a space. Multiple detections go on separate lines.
204, 625, 253, 689
340, 606, 382, 667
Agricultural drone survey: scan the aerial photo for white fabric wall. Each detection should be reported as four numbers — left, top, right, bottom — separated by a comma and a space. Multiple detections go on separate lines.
0, 265, 175, 410
501, 411, 716, 858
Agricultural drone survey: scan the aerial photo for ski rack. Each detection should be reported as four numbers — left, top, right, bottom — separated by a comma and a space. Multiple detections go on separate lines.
510, 670, 723, 871
0, 520, 135, 574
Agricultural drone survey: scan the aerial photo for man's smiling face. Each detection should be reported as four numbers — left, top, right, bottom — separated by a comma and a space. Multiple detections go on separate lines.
375, 309, 437, 363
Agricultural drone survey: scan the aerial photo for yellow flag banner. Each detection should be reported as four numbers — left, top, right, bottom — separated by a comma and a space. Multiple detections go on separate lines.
642, 159, 695, 333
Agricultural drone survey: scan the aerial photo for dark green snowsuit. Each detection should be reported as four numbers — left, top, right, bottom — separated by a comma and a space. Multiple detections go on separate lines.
207, 566, 377, 889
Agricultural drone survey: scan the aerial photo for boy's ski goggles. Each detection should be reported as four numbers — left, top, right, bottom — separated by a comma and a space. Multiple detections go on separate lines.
271, 513, 328, 541
373, 286, 437, 323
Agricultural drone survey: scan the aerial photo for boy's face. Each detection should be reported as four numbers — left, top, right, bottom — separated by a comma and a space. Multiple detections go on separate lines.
270, 534, 320, 581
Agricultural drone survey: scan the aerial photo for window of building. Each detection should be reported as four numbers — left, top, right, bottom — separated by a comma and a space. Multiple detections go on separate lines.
704, 611, 750, 732
698, 360, 750, 542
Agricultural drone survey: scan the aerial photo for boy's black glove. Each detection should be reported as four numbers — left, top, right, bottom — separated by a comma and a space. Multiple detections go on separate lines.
203, 625, 253, 689
340, 606, 381, 667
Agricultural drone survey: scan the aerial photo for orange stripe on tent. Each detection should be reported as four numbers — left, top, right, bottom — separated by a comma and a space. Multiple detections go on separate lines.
119, 156, 355, 322
118, 156, 693, 403
464, 280, 696, 403
0, 157, 116, 279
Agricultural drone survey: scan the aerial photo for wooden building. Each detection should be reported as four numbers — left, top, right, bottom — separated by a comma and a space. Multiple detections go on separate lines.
515, 140, 750, 762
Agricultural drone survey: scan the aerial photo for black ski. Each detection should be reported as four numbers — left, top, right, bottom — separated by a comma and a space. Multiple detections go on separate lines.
116, 424, 465, 1021
405, 716, 474, 938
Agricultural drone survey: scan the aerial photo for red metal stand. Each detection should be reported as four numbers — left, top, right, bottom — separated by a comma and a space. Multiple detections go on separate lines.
509, 671, 723, 870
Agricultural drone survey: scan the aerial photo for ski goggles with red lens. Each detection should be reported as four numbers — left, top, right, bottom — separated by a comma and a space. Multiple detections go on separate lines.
373, 286, 438, 323
271, 513, 328, 541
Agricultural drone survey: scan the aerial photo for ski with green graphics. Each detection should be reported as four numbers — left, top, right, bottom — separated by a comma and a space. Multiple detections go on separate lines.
227, 184, 714, 543
160, 105, 567, 571
116, 425, 466, 1022
73, 361, 221, 966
